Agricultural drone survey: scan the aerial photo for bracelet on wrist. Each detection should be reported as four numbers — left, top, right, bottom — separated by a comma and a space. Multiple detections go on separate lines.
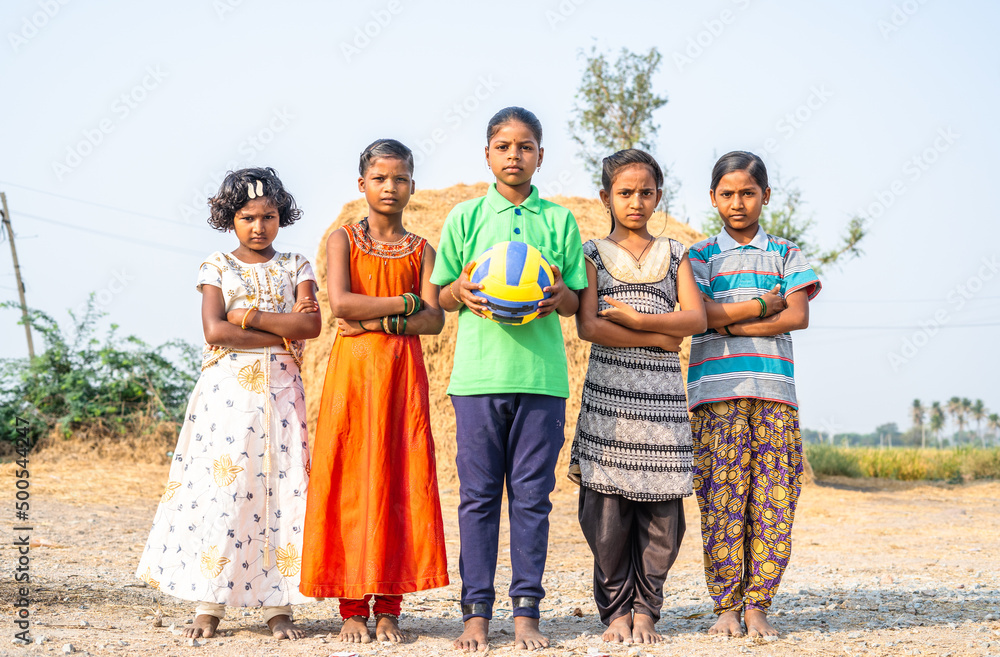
723, 325, 734, 336
449, 282, 463, 305
241, 306, 257, 330
754, 296, 767, 318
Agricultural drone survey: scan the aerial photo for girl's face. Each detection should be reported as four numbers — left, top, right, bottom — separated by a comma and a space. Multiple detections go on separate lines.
358, 157, 414, 216
232, 197, 280, 254
485, 121, 543, 188
600, 164, 662, 233
710, 170, 770, 233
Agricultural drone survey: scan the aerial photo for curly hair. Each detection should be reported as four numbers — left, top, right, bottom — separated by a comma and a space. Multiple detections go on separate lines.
207, 167, 302, 231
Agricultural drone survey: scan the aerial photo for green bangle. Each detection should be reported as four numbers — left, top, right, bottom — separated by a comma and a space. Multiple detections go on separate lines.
754, 296, 767, 318
723, 325, 733, 336
398, 316, 407, 335
404, 293, 422, 316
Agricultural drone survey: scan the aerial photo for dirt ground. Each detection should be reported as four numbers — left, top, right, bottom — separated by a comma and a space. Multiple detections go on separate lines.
2, 459, 999, 657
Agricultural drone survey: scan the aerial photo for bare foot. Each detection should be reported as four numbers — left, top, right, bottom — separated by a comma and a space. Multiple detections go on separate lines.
454, 616, 489, 651
631, 613, 663, 644
708, 610, 744, 636
744, 607, 778, 638
267, 614, 305, 640
602, 614, 632, 642
513, 616, 549, 650
339, 615, 372, 643
183, 614, 219, 639
375, 614, 405, 643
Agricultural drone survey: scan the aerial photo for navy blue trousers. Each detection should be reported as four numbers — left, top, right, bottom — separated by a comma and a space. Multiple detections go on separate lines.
452, 393, 566, 620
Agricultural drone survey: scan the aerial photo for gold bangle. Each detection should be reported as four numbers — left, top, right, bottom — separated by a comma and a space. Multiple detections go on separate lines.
449, 282, 463, 304
283, 337, 293, 352
241, 307, 256, 330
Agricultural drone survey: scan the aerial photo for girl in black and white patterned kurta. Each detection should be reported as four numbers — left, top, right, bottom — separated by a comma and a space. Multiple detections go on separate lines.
570, 148, 706, 645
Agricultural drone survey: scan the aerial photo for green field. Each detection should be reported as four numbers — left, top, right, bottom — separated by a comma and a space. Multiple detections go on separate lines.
806, 444, 1000, 482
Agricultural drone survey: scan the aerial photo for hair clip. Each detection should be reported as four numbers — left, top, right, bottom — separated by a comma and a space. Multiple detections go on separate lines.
247, 180, 264, 199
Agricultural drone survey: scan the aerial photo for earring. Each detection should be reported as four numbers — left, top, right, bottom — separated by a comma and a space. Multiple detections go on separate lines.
536, 166, 541, 172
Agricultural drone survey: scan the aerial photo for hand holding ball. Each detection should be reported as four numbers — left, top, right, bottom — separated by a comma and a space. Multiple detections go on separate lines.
468, 241, 553, 326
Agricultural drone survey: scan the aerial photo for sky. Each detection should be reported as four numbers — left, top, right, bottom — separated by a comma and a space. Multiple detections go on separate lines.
1, 0, 998, 435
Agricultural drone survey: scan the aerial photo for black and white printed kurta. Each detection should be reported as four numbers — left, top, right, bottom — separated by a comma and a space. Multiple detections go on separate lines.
570, 237, 693, 501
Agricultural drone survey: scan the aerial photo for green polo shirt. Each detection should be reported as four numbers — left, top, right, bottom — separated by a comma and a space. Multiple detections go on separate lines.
431, 184, 588, 397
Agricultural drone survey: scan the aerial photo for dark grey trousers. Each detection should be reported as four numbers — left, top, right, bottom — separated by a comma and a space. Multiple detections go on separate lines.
578, 487, 685, 624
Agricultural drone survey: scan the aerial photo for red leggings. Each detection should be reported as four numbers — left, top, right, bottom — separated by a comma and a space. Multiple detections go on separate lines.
339, 595, 402, 620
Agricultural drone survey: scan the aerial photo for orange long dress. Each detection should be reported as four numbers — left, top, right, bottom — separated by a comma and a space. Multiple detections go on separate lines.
300, 222, 449, 599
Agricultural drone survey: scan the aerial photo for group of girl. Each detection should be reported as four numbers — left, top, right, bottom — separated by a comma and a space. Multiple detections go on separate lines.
135, 106, 820, 649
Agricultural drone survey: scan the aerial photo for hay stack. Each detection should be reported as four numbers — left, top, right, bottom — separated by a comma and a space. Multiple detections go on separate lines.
301, 183, 705, 486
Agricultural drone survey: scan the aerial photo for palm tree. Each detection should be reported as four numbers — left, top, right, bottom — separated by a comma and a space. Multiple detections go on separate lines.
931, 402, 945, 448
988, 413, 1000, 448
911, 399, 926, 448
947, 397, 962, 445
960, 398, 972, 444
970, 399, 987, 448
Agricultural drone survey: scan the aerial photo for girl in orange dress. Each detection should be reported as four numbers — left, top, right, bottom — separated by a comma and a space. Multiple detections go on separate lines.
300, 139, 449, 644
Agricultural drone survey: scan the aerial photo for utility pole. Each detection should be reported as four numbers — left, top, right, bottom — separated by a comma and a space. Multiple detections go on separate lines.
0, 192, 34, 358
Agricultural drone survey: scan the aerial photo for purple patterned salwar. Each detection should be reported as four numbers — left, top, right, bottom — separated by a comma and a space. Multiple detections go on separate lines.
691, 398, 804, 614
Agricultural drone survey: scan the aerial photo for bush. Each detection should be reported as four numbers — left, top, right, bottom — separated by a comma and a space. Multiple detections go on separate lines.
805, 444, 1000, 482
0, 298, 199, 451
804, 444, 863, 478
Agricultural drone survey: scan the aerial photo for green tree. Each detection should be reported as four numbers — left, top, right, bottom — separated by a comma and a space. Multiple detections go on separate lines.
568, 46, 676, 208
970, 399, 987, 448
930, 401, 945, 448
911, 399, 926, 448
988, 413, 1000, 447
960, 398, 972, 444
946, 396, 962, 444
701, 180, 866, 274
0, 298, 199, 448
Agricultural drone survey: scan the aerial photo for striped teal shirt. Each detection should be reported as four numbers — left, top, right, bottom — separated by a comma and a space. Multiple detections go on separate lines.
686, 228, 821, 410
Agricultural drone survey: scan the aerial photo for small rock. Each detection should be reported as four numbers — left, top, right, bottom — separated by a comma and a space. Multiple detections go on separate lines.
34, 636, 47, 645
764, 635, 780, 642
188, 637, 201, 647
573, 607, 584, 617
987, 613, 998, 621
848, 631, 862, 639
78, 620, 89, 628
62, 644, 75, 654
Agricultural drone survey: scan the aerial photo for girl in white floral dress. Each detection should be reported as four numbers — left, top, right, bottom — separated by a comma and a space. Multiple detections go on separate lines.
136, 167, 321, 641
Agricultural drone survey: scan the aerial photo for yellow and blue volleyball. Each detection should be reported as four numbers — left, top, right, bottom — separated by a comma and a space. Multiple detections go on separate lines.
469, 241, 554, 326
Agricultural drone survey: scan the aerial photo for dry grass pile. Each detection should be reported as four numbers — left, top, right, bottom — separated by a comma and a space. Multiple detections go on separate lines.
301, 182, 706, 485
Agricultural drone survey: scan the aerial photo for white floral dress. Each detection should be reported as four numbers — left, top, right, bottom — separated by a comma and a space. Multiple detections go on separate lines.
135, 251, 315, 607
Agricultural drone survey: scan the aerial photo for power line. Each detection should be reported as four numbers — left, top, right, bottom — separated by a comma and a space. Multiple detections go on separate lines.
0, 180, 191, 227
815, 296, 1000, 304
19, 211, 205, 256
1, 181, 316, 254
810, 322, 1000, 330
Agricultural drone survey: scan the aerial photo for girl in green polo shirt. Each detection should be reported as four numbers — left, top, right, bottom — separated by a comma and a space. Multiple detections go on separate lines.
430, 106, 588, 651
